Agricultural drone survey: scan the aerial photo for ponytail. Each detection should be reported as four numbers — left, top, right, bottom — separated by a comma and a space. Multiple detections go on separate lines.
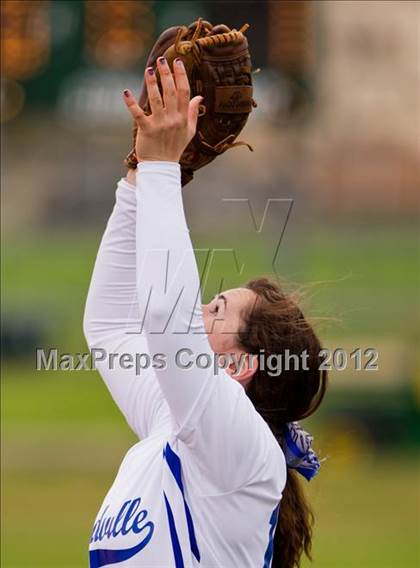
239, 277, 328, 568
272, 469, 313, 568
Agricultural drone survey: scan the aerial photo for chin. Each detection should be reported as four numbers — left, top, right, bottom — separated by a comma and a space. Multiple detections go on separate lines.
207, 337, 219, 354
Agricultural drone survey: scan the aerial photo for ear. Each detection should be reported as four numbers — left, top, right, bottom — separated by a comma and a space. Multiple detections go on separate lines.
228, 353, 258, 388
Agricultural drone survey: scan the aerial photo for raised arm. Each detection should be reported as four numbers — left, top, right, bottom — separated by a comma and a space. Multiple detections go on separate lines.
122, 57, 205, 427
83, 176, 169, 439
123, 59, 285, 493
135, 160, 211, 424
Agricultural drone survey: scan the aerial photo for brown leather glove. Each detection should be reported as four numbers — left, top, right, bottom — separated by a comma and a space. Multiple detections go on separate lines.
124, 18, 256, 186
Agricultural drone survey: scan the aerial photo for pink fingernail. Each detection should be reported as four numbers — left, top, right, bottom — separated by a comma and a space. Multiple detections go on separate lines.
147, 67, 154, 75
158, 57, 166, 64
175, 58, 183, 65
123, 89, 129, 97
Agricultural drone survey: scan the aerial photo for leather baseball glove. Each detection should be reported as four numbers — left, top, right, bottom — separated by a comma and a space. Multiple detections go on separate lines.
124, 18, 256, 186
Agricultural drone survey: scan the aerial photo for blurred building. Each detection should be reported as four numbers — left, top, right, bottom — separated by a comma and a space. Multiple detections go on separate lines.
304, 0, 420, 212
1, 1, 419, 232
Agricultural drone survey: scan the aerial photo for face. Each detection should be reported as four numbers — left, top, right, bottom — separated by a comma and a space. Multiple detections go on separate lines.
202, 287, 256, 355
202, 287, 258, 387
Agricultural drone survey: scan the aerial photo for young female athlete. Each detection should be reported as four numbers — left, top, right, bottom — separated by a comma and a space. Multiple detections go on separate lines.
83, 57, 327, 568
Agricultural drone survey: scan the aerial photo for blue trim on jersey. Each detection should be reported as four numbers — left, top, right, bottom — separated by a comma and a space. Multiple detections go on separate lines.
164, 491, 185, 568
263, 503, 280, 568
163, 443, 201, 562
89, 528, 154, 568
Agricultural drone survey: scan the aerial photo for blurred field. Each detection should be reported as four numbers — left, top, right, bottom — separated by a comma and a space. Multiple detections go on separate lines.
2, 226, 419, 567
2, 366, 419, 568
2, 0, 419, 566
3, 223, 419, 344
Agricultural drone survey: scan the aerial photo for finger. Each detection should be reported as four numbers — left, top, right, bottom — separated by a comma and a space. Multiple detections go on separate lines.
173, 58, 190, 115
187, 95, 203, 137
123, 89, 147, 126
156, 57, 177, 113
144, 67, 163, 116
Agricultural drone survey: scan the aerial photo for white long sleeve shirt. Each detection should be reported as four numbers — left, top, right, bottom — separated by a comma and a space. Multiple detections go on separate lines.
83, 162, 286, 568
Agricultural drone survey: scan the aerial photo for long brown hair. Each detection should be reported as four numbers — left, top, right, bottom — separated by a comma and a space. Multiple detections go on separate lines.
238, 277, 328, 568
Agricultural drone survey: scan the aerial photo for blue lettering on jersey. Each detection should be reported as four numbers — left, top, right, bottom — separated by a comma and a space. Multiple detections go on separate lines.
89, 498, 154, 568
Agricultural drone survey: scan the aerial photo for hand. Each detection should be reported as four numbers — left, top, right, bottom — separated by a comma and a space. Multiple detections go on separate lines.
123, 58, 202, 164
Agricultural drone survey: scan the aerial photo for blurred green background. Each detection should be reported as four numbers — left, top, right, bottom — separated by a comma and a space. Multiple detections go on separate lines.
1, 1, 419, 567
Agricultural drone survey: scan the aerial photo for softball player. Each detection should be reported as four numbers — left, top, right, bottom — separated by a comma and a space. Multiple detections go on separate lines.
84, 57, 326, 568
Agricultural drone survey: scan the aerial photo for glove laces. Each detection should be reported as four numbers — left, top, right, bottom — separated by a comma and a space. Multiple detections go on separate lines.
174, 18, 250, 65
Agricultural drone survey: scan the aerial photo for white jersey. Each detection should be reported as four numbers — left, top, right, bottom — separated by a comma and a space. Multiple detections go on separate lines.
83, 162, 286, 568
